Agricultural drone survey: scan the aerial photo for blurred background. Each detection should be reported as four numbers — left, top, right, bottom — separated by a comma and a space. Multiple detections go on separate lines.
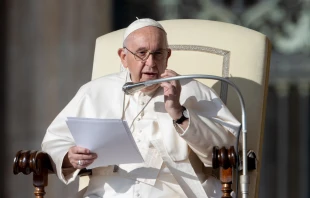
1, 0, 309, 197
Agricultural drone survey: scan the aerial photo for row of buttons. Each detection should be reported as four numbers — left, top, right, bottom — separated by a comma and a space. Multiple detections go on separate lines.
135, 180, 140, 197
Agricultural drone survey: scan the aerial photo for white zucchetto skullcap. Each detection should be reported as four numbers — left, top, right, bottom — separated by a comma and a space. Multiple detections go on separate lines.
123, 18, 166, 42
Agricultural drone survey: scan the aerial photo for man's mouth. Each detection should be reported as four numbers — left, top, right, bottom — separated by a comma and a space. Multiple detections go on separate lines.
143, 72, 157, 77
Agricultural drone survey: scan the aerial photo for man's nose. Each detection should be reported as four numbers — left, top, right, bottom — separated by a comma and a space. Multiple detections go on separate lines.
145, 53, 156, 67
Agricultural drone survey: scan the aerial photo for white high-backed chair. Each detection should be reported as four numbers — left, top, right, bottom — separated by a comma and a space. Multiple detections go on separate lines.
14, 19, 271, 198
91, 19, 271, 198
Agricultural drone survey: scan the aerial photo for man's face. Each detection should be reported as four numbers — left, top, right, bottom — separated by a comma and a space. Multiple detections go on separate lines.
119, 26, 171, 92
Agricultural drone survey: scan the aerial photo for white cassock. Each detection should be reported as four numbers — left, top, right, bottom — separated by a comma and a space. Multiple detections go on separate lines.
42, 71, 240, 198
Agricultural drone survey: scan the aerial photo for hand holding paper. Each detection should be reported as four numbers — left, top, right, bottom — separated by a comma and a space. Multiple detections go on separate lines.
66, 117, 144, 169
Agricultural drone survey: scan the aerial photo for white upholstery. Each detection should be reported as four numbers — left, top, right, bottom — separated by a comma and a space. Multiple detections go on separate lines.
88, 19, 271, 198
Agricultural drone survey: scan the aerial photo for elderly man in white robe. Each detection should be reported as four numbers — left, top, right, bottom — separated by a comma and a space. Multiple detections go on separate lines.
42, 18, 240, 198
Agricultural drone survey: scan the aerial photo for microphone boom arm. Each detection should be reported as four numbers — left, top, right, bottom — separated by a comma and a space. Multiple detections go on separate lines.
122, 74, 249, 198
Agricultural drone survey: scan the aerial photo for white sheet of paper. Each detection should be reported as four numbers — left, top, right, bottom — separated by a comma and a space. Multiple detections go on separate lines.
66, 117, 144, 169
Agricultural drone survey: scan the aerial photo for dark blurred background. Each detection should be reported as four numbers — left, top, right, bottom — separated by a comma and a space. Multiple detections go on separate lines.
2, 0, 309, 197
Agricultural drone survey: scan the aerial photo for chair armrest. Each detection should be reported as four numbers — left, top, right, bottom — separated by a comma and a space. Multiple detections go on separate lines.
13, 150, 53, 198
13, 150, 54, 175
13, 150, 92, 198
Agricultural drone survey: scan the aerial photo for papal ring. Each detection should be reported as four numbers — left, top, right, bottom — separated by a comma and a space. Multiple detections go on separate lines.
78, 160, 83, 166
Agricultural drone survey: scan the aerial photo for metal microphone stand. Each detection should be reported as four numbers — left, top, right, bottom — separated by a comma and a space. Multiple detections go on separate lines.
123, 74, 249, 198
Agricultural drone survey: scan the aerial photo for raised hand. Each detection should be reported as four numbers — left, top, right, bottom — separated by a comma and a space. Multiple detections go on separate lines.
160, 69, 183, 120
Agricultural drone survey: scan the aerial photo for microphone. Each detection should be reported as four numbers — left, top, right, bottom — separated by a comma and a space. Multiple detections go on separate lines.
122, 74, 250, 198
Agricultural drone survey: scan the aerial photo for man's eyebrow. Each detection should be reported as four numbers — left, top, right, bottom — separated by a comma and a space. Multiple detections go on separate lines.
135, 47, 148, 51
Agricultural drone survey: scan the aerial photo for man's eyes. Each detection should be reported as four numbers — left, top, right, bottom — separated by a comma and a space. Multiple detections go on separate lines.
137, 51, 147, 56
154, 51, 163, 55
136, 50, 165, 57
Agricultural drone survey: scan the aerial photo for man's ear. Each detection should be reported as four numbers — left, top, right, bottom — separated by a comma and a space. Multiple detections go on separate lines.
118, 48, 128, 68
167, 48, 172, 59
165, 48, 172, 66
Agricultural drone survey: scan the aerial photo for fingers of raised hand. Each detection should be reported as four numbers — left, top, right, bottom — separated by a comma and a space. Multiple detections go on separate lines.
161, 69, 181, 87
160, 79, 181, 97
161, 82, 177, 94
